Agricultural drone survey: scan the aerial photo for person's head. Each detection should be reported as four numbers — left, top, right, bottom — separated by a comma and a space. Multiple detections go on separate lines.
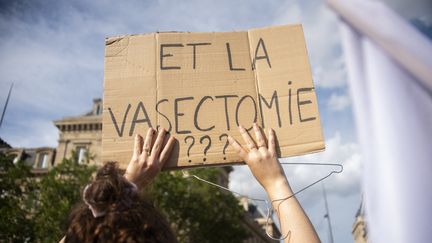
64, 162, 176, 243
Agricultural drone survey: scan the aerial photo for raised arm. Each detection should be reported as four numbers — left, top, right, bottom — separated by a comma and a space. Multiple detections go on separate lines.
228, 124, 320, 243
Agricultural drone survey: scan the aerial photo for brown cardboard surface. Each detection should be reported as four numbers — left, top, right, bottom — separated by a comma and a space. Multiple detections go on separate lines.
102, 24, 325, 169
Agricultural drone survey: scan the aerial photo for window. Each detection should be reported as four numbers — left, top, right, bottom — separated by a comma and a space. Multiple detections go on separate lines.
36, 153, 49, 168
76, 146, 87, 164
96, 104, 101, 115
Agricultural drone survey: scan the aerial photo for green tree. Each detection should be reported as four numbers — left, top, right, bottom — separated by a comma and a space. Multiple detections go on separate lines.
148, 168, 250, 243
32, 155, 96, 242
0, 151, 96, 243
0, 153, 35, 242
2, 151, 249, 243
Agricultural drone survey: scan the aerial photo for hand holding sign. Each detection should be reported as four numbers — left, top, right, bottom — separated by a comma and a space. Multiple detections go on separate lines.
228, 124, 288, 195
124, 128, 176, 188
228, 123, 320, 242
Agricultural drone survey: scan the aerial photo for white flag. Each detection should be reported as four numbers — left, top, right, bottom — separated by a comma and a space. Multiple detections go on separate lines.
327, 0, 432, 243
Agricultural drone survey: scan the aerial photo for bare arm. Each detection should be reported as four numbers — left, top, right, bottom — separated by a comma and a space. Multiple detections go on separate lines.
228, 124, 320, 243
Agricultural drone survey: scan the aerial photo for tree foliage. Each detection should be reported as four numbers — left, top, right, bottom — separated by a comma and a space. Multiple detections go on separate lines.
0, 153, 35, 242
148, 169, 250, 243
1, 152, 249, 243
0, 152, 96, 242
32, 157, 96, 242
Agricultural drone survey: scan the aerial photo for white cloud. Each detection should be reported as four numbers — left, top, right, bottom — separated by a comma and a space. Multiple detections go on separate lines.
312, 55, 347, 88
327, 92, 351, 111
272, 1, 302, 24
273, 0, 348, 89
282, 132, 361, 201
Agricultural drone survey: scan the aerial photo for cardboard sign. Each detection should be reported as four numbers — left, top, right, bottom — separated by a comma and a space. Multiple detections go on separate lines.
102, 24, 325, 169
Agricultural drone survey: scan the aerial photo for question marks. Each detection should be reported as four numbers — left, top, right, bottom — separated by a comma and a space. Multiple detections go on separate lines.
184, 135, 211, 162
184, 134, 229, 163
184, 136, 195, 163
219, 133, 229, 160
200, 135, 211, 162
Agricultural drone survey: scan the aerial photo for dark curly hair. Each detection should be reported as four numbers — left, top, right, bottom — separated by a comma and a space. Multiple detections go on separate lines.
64, 162, 177, 243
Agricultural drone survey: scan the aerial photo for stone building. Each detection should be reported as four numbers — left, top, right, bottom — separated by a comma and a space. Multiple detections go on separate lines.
4, 147, 56, 173
1, 137, 56, 174
352, 200, 368, 243
53, 98, 103, 167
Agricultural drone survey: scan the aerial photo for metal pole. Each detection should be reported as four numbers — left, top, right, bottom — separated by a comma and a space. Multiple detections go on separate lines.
322, 183, 335, 243
0, 83, 13, 129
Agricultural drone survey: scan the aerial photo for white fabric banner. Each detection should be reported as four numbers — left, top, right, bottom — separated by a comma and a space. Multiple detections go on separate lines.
328, 0, 432, 242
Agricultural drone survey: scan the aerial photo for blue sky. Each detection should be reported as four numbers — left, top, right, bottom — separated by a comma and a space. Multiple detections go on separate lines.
0, 0, 430, 242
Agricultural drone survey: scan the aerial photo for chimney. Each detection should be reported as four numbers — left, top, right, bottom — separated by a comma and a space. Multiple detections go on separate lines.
92, 98, 102, 116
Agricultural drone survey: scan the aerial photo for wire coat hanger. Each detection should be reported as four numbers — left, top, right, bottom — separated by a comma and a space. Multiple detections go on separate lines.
182, 162, 343, 241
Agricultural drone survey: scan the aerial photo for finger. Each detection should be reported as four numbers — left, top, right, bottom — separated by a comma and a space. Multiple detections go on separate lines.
159, 136, 176, 165
268, 128, 276, 155
157, 133, 171, 163
142, 128, 155, 157
239, 125, 257, 151
253, 123, 267, 149
151, 128, 166, 157
133, 134, 143, 158
228, 136, 248, 160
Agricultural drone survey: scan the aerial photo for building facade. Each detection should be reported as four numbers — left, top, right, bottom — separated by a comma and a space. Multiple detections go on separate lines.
1, 137, 56, 174
54, 98, 103, 167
